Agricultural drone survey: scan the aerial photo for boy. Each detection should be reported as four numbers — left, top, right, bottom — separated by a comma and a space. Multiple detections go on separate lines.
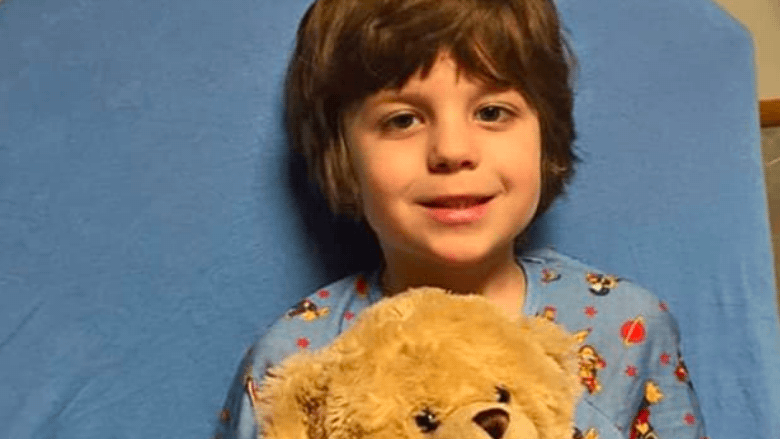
215, 0, 706, 438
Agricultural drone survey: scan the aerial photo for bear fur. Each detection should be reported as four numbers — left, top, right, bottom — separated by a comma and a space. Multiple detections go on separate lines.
255, 287, 581, 439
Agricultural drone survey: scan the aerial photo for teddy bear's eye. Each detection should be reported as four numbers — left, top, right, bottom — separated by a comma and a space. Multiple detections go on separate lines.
496, 386, 511, 403
414, 409, 440, 433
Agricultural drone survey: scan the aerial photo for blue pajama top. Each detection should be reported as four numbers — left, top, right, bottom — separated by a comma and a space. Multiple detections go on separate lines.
213, 248, 706, 439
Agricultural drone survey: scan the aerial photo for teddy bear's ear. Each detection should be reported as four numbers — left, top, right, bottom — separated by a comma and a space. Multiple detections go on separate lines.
255, 352, 330, 439
523, 317, 582, 399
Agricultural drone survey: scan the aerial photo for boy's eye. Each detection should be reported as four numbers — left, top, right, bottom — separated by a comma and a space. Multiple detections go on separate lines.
476, 105, 512, 123
382, 113, 419, 131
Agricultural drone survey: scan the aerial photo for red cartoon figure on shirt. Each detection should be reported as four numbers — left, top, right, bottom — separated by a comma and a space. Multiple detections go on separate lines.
578, 344, 605, 394
630, 380, 664, 439
675, 353, 691, 385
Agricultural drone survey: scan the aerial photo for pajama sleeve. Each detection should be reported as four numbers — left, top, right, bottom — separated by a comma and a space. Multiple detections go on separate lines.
569, 303, 707, 439
521, 250, 708, 439
620, 306, 706, 439
212, 340, 267, 439
212, 277, 367, 439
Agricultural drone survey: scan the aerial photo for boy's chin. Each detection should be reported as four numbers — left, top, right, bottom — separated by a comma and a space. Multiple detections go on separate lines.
426, 242, 515, 268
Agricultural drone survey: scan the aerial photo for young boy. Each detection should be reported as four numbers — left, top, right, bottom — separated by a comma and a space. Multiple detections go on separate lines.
214, 0, 706, 438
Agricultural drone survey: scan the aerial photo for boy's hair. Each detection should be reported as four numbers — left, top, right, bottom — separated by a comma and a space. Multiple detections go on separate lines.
285, 0, 577, 222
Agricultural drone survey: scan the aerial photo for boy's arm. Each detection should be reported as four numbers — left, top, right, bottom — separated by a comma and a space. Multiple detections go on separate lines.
212, 287, 351, 439
624, 307, 706, 439
567, 287, 707, 439
213, 344, 264, 439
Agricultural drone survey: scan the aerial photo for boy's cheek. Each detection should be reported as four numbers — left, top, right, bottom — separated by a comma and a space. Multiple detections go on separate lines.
360, 154, 416, 188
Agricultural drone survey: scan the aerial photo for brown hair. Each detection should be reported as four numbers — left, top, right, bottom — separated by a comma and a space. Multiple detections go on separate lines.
285, 0, 577, 222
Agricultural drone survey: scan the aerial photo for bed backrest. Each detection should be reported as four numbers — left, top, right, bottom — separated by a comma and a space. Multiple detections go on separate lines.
0, 0, 777, 437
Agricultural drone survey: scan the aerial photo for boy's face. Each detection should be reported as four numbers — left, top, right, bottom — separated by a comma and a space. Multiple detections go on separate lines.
344, 53, 541, 269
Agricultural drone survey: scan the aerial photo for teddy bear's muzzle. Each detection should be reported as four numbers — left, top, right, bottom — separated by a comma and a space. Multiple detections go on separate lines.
430, 403, 538, 439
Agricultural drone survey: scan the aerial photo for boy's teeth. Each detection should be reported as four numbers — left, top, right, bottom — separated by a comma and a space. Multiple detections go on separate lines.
429, 197, 487, 208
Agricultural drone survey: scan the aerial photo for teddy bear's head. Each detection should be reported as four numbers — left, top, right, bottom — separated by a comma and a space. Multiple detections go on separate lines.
257, 288, 581, 439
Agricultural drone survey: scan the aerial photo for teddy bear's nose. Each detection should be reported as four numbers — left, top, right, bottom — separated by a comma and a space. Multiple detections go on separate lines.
473, 408, 509, 439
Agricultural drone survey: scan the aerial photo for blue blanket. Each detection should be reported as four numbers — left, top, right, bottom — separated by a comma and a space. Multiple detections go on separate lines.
0, 0, 777, 437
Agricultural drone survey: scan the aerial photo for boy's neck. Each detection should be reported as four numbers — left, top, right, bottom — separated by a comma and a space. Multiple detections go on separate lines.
380, 250, 527, 315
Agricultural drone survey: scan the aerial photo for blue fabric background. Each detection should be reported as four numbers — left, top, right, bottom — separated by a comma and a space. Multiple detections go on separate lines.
0, 0, 777, 437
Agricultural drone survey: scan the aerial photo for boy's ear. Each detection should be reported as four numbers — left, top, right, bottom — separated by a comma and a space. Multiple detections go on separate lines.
255, 353, 330, 439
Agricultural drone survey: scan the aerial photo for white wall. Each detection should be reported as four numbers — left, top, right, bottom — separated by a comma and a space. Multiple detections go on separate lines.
712, 0, 780, 99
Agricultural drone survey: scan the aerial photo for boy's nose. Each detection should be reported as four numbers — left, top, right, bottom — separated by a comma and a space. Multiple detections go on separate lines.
427, 122, 480, 173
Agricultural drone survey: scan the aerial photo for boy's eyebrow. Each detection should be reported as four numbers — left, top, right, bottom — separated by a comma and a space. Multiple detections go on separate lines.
365, 91, 429, 107
366, 83, 520, 107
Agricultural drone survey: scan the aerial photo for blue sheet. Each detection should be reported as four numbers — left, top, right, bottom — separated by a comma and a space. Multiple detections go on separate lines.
0, 0, 777, 437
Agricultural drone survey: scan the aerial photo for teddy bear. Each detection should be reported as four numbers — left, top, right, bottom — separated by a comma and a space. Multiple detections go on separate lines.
255, 287, 581, 439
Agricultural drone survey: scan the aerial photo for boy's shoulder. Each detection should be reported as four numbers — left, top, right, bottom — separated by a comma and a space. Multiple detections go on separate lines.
246, 272, 380, 369
521, 247, 631, 279
275, 272, 377, 323
519, 247, 671, 324
520, 249, 698, 436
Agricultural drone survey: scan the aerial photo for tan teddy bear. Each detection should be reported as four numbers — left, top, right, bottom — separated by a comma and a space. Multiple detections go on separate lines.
255, 287, 581, 439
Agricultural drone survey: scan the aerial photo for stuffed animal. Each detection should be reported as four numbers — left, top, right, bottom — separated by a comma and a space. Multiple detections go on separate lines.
255, 287, 581, 439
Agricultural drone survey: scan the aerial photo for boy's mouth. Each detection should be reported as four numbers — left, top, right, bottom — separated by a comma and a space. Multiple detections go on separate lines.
419, 195, 493, 209
418, 195, 494, 224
